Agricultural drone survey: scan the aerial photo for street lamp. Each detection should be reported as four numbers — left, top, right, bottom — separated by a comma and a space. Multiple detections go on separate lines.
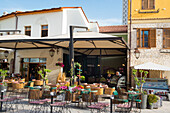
49, 48, 55, 57
4, 50, 9, 58
134, 48, 140, 59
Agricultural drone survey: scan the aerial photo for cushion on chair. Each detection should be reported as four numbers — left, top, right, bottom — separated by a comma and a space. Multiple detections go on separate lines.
95, 102, 109, 107
117, 104, 131, 108
113, 90, 118, 95
50, 102, 67, 106
29, 101, 44, 104
88, 105, 104, 109
40, 99, 51, 102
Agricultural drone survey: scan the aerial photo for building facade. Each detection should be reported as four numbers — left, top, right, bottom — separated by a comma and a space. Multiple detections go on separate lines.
128, 0, 170, 84
0, 7, 99, 83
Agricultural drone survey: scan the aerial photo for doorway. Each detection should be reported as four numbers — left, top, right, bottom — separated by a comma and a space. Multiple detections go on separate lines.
29, 63, 39, 80
20, 58, 46, 81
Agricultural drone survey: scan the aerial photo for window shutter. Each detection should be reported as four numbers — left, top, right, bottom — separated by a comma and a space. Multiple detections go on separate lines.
143, 0, 148, 9
137, 29, 141, 48
149, 0, 155, 9
142, 0, 144, 9
163, 29, 170, 48
149, 29, 156, 47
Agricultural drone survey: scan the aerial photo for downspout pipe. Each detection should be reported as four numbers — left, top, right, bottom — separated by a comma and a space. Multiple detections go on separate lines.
129, 0, 132, 87
14, 13, 18, 31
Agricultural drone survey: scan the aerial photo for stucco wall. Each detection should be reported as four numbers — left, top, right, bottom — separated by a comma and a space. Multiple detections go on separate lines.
0, 17, 16, 33
15, 49, 63, 84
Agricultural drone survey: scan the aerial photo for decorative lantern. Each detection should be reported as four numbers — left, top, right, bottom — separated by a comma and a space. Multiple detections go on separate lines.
4, 50, 9, 58
134, 48, 140, 59
49, 48, 55, 57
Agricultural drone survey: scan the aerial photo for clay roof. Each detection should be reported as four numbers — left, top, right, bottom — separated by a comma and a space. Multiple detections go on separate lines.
99, 25, 128, 33
0, 7, 89, 22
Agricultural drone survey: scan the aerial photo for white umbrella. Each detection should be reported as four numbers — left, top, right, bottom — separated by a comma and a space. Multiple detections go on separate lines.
133, 62, 170, 71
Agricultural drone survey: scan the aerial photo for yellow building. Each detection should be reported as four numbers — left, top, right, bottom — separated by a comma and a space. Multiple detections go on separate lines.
128, 0, 170, 85
128, 0, 170, 23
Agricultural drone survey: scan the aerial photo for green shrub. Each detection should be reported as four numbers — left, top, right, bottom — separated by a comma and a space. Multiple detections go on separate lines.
148, 94, 158, 105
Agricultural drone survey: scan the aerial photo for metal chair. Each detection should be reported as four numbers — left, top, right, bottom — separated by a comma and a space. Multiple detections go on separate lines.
50, 92, 71, 113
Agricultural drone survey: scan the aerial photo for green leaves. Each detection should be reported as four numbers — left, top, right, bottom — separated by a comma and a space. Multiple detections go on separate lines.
0, 69, 8, 85
38, 68, 51, 80
139, 70, 143, 73
132, 69, 148, 93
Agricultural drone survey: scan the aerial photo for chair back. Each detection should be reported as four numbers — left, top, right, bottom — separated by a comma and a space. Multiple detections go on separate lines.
82, 93, 91, 102
29, 89, 42, 100
91, 93, 98, 102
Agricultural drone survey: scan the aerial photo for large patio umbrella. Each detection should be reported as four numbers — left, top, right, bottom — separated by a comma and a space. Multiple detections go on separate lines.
0, 32, 128, 51
0, 32, 129, 85
133, 62, 170, 71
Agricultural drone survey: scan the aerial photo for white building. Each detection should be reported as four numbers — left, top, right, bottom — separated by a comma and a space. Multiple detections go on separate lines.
0, 7, 99, 83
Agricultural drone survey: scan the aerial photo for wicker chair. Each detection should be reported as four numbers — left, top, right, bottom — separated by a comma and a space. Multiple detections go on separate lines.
28, 89, 48, 113
34, 80, 43, 86
104, 87, 115, 95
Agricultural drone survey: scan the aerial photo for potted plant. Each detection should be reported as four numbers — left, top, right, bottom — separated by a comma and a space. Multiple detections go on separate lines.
0, 69, 8, 92
72, 86, 82, 94
57, 86, 68, 93
147, 94, 158, 109
100, 77, 106, 83
133, 69, 148, 109
38, 68, 51, 88
80, 76, 85, 83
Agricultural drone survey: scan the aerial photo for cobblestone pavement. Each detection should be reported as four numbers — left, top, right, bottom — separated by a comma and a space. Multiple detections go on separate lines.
3, 100, 170, 113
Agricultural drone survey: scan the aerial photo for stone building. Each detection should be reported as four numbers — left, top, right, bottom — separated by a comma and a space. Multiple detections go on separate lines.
128, 0, 170, 85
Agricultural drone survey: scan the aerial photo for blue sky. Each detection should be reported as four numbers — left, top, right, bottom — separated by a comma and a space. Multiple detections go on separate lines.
0, 0, 123, 26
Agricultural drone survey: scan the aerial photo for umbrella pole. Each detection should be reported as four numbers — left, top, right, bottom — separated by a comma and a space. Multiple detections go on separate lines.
69, 26, 74, 86
99, 49, 102, 83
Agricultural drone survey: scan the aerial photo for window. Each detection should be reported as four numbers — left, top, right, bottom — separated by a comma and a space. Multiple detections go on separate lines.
163, 29, 170, 49
25, 26, 31, 36
142, 0, 155, 10
137, 29, 156, 48
41, 25, 48, 37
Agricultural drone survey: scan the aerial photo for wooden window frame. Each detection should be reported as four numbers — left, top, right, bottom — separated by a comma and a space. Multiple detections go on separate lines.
163, 28, 170, 49
137, 28, 156, 49
142, 0, 155, 10
41, 25, 48, 37
25, 26, 31, 36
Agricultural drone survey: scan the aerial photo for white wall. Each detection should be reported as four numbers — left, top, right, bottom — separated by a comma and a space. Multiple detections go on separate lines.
0, 17, 16, 34
0, 8, 99, 36
18, 12, 63, 37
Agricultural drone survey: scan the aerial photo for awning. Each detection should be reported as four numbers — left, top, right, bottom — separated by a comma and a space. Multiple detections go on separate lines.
0, 32, 129, 56
133, 62, 170, 71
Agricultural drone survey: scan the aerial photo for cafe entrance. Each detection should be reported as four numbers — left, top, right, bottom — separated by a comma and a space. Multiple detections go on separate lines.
20, 58, 46, 81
